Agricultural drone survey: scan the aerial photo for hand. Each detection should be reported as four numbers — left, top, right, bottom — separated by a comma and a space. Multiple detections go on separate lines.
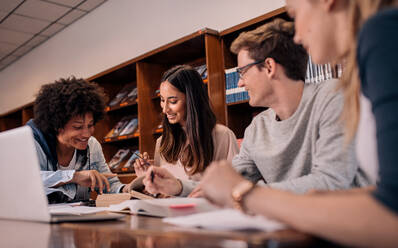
133, 152, 154, 177
71, 170, 115, 194
188, 185, 204, 198
142, 166, 182, 196
199, 160, 245, 207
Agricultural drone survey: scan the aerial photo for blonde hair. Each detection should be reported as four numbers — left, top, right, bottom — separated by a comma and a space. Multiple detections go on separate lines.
339, 0, 397, 143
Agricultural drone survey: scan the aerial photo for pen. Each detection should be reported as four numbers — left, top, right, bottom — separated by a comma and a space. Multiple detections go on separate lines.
134, 151, 151, 166
150, 170, 155, 183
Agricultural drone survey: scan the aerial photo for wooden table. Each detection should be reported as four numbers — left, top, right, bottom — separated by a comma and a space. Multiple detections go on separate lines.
0, 215, 335, 248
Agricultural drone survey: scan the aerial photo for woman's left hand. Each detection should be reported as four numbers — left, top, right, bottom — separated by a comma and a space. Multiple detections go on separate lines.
142, 166, 182, 196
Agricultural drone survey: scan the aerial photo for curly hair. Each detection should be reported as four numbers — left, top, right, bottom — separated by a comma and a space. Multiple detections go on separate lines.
231, 18, 308, 81
33, 77, 107, 136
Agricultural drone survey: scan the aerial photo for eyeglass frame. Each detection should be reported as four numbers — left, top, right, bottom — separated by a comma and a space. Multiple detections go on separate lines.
236, 60, 264, 79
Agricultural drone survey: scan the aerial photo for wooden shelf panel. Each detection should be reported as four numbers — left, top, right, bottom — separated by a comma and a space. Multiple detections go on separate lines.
102, 132, 140, 144
105, 100, 138, 113
153, 128, 163, 135
227, 99, 249, 106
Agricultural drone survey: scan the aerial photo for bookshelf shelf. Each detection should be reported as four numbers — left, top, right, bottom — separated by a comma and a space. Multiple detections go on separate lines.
102, 132, 140, 144
105, 100, 138, 113
227, 99, 249, 106
153, 128, 163, 135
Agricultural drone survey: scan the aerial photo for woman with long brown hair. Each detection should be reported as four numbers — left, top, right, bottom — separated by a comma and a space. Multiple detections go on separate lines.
199, 0, 398, 247
134, 65, 239, 196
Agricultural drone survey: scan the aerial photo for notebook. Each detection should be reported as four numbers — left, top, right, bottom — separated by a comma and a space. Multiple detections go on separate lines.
0, 126, 124, 223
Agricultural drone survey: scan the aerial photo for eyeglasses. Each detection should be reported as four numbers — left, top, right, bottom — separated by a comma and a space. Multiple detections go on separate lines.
236, 60, 264, 79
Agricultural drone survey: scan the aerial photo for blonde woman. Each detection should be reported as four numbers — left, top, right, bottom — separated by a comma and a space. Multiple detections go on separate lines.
199, 1, 398, 247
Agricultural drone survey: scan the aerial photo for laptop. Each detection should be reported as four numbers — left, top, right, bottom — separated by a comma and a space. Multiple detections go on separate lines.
0, 126, 124, 223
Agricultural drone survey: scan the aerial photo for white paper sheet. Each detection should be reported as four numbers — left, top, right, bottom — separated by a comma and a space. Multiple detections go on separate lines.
163, 209, 286, 231
48, 204, 108, 216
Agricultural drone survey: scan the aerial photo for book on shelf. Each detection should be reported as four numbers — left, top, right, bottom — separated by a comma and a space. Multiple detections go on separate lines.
194, 64, 207, 80
120, 87, 138, 103
153, 88, 160, 98
108, 148, 130, 170
225, 67, 249, 104
108, 84, 135, 107
119, 118, 138, 136
104, 116, 131, 139
123, 150, 140, 169
153, 123, 163, 134
304, 56, 341, 84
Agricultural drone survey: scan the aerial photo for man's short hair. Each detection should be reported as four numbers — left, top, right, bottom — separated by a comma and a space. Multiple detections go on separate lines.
231, 18, 308, 81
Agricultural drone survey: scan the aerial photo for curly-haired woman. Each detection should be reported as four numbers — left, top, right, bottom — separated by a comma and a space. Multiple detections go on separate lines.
27, 77, 127, 203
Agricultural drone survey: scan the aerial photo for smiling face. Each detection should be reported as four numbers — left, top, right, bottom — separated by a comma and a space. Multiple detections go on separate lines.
57, 112, 94, 150
237, 49, 273, 107
160, 81, 187, 126
286, 0, 348, 64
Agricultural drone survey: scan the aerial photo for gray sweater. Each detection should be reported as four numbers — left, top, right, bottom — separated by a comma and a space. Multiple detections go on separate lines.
233, 79, 370, 194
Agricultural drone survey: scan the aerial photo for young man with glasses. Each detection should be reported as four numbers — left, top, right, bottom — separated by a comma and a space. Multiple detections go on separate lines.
220, 19, 370, 195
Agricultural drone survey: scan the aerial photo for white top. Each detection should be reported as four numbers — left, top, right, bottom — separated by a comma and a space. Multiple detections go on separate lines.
57, 149, 77, 170
356, 94, 379, 184
154, 124, 239, 196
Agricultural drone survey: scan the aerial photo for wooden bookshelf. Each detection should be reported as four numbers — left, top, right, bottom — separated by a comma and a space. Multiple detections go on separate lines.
0, 7, 287, 167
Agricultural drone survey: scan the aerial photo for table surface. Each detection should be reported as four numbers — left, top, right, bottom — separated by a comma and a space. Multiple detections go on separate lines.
0, 214, 334, 248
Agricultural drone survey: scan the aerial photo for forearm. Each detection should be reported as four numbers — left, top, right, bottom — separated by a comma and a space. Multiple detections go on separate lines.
41, 170, 75, 188
268, 172, 352, 194
244, 187, 398, 248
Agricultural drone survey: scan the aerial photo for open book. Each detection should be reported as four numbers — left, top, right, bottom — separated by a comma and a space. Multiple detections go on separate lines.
107, 198, 219, 218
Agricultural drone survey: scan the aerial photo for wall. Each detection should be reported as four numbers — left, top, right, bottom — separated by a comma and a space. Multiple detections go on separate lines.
0, 0, 284, 114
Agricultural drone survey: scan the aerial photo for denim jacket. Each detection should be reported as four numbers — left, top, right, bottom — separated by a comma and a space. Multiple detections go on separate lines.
26, 119, 124, 202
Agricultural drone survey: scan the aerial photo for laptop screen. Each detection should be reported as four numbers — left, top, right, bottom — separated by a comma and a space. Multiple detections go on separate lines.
0, 126, 51, 222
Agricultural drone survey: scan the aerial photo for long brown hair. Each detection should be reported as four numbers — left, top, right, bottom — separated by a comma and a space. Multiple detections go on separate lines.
338, 0, 397, 143
159, 65, 216, 175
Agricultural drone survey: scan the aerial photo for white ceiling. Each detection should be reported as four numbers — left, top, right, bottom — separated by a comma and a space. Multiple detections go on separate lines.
0, 0, 107, 71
